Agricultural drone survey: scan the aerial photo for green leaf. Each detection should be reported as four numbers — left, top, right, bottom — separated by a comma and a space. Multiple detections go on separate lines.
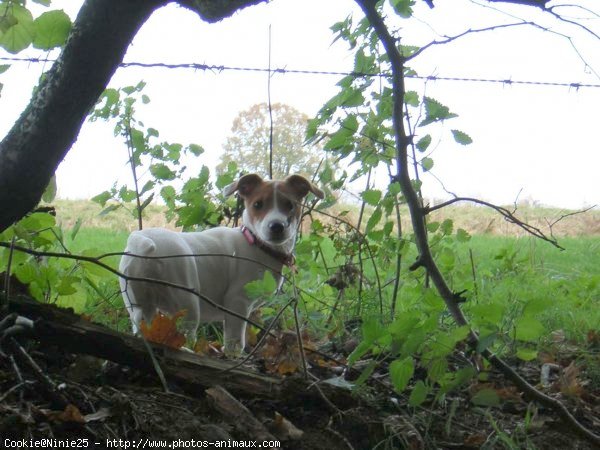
404, 91, 419, 107
42, 174, 57, 203
456, 228, 471, 242
471, 388, 500, 407
361, 189, 381, 206
389, 357, 414, 392
451, 129, 473, 145
408, 380, 428, 406
354, 48, 375, 73
0, 4, 35, 53
347, 340, 372, 366
0, 64, 9, 74
188, 143, 204, 156
244, 271, 277, 299
362, 317, 384, 343
516, 347, 538, 361
130, 128, 145, 153
70, 218, 82, 241
391, 0, 414, 18
415, 135, 431, 152
32, 0, 52, 6
515, 316, 545, 342
365, 207, 382, 233
440, 219, 453, 235
33, 10, 71, 49
420, 97, 458, 126
57, 276, 79, 295
139, 193, 154, 212
99, 204, 121, 216
426, 357, 448, 383
92, 191, 112, 207
421, 157, 433, 172
150, 163, 176, 181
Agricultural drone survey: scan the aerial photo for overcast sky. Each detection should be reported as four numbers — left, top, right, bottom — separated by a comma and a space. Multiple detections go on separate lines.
1, 0, 599, 209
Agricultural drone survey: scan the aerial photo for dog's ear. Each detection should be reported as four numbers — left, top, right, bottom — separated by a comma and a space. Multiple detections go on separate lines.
223, 174, 264, 198
285, 175, 325, 200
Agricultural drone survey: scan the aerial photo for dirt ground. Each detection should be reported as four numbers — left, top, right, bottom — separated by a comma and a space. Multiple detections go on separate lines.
1, 332, 598, 450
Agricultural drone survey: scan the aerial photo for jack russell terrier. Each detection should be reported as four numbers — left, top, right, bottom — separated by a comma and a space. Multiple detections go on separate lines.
119, 174, 324, 353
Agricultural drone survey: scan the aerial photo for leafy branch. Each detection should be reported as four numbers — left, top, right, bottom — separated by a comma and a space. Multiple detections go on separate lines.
356, 0, 600, 445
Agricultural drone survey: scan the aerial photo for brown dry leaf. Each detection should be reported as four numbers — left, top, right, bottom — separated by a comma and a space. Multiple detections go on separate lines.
140, 310, 187, 349
245, 326, 259, 347
194, 337, 211, 355
587, 330, 600, 348
464, 433, 487, 447
275, 358, 300, 376
271, 412, 304, 440
495, 386, 522, 402
261, 332, 301, 375
44, 404, 85, 423
558, 361, 584, 397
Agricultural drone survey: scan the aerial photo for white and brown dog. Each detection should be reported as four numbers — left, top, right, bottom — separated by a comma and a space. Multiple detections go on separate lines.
119, 174, 324, 352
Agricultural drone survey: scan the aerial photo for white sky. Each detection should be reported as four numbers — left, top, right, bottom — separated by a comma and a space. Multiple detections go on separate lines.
1, 0, 599, 209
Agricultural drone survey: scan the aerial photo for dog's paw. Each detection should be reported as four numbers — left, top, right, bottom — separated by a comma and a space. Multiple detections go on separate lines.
222, 341, 244, 357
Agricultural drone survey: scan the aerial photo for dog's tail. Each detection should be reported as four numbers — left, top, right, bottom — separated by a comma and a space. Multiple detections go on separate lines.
125, 231, 157, 256
119, 232, 158, 334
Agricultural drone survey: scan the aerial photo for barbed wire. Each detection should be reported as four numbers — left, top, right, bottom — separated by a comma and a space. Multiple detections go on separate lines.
1, 55, 599, 89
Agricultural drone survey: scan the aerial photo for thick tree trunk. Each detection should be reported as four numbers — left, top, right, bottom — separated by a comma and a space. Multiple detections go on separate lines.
0, 0, 265, 232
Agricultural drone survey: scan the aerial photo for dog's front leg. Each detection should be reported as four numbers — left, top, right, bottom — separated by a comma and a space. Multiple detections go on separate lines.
222, 298, 251, 355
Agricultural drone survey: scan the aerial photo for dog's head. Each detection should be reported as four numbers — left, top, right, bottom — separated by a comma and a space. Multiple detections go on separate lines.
224, 174, 324, 254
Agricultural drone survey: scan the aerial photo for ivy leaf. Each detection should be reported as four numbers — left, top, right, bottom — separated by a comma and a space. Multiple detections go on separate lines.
420, 97, 458, 126
0, 4, 35, 53
33, 10, 71, 50
389, 357, 414, 392
0, 64, 9, 74
451, 129, 473, 145
32, 0, 52, 5
361, 189, 382, 206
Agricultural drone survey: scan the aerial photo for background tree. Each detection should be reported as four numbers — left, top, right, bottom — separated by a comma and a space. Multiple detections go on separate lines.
217, 103, 325, 179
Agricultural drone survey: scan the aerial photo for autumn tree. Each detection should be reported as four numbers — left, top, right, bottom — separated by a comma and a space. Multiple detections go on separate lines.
217, 103, 324, 180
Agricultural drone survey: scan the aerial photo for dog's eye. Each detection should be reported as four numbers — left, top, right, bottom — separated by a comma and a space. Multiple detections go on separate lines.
285, 200, 294, 211
253, 200, 263, 209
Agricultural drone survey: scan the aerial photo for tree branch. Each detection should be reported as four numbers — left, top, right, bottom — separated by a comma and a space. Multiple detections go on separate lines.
0, 0, 266, 232
355, 0, 600, 445
423, 196, 565, 250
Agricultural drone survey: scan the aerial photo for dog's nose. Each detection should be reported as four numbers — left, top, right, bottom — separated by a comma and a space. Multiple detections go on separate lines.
269, 221, 285, 235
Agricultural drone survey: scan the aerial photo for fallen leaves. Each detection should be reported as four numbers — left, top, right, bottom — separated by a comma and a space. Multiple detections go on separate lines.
139, 311, 187, 349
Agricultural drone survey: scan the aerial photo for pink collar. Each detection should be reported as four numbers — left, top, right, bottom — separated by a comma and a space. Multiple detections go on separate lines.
241, 226, 295, 267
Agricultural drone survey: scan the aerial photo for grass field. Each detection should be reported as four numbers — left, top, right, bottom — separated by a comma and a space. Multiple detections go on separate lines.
13, 199, 597, 346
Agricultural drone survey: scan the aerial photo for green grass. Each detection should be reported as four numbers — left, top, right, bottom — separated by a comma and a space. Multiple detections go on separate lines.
61, 227, 599, 344
455, 235, 600, 343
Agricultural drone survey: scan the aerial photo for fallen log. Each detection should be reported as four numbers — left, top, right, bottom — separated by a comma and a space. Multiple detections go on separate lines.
4, 295, 354, 407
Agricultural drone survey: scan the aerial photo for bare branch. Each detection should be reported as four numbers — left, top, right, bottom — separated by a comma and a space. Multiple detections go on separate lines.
407, 21, 535, 61
423, 197, 565, 249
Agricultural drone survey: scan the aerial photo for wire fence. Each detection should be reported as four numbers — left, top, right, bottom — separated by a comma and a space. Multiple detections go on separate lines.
1, 56, 599, 90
